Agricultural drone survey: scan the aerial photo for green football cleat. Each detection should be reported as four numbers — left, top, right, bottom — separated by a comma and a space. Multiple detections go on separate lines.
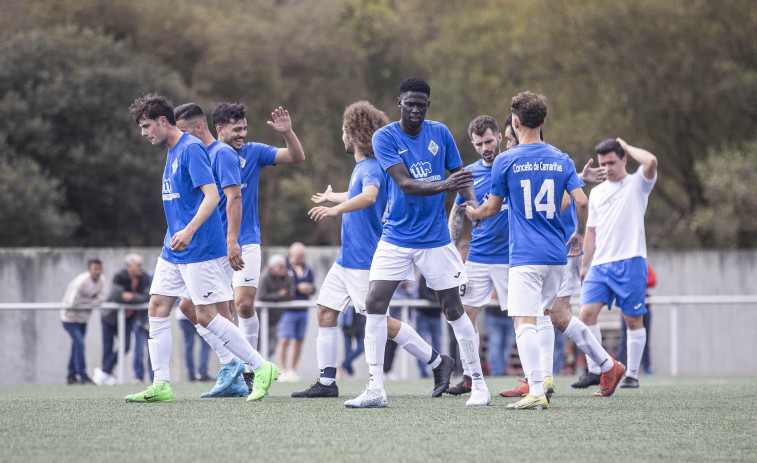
543, 375, 556, 403
125, 382, 173, 403
246, 361, 279, 402
506, 393, 549, 410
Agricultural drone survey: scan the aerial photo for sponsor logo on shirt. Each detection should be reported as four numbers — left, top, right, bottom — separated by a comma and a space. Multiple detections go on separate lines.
409, 161, 441, 182
428, 140, 439, 156
239, 156, 246, 168
513, 161, 563, 173
162, 178, 180, 201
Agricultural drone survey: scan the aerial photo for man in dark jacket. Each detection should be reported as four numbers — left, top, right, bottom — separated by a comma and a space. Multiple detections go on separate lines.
94, 253, 151, 385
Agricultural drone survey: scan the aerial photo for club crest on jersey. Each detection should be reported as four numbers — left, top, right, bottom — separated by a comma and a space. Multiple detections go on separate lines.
172, 159, 178, 173
428, 140, 439, 156
239, 156, 246, 168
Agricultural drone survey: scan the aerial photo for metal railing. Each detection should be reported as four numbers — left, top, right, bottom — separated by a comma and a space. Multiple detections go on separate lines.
2, 294, 756, 381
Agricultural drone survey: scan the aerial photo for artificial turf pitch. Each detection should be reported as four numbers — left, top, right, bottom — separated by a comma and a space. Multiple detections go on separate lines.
1, 376, 755, 462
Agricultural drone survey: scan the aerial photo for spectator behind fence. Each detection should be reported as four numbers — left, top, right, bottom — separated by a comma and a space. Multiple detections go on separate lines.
278, 242, 316, 381
415, 276, 443, 378
94, 253, 150, 386
60, 259, 107, 385
175, 308, 213, 382
257, 254, 295, 364
339, 306, 366, 378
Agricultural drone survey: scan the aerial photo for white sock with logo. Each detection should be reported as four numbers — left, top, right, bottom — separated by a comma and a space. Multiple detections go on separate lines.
195, 323, 234, 364
448, 315, 485, 390
148, 316, 172, 383
515, 323, 543, 396
626, 327, 647, 379
317, 326, 339, 386
205, 314, 263, 371
365, 314, 387, 391
392, 322, 441, 368
239, 314, 260, 350
537, 315, 555, 377
564, 318, 613, 374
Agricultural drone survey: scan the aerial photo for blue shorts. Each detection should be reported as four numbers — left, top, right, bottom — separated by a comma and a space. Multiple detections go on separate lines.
580, 257, 648, 316
277, 310, 309, 340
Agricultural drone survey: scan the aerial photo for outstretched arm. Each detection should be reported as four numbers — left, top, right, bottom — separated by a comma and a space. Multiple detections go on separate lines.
578, 158, 606, 184
311, 185, 348, 204
617, 138, 657, 180
309, 185, 379, 221
269, 107, 306, 165
466, 194, 503, 224
386, 164, 473, 197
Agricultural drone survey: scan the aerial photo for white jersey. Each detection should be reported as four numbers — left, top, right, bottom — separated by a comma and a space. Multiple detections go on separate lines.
587, 166, 656, 266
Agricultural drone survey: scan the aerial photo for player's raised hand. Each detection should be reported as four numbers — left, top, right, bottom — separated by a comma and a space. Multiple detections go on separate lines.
311, 185, 333, 204
566, 232, 584, 257
616, 137, 629, 154
444, 169, 474, 191
309, 205, 340, 222
580, 159, 606, 184
267, 107, 292, 133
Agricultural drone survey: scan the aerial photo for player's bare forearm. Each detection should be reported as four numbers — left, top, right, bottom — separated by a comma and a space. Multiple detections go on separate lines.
618, 138, 657, 179
581, 227, 596, 274
448, 203, 466, 243
466, 194, 502, 221
336, 186, 378, 214
386, 164, 473, 197
280, 129, 306, 164
171, 183, 218, 250
569, 187, 588, 236
224, 186, 242, 245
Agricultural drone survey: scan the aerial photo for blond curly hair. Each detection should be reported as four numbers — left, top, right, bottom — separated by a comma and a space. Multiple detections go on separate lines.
343, 101, 389, 158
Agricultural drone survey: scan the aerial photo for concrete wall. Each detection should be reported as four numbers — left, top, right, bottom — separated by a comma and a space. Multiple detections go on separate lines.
0, 248, 755, 385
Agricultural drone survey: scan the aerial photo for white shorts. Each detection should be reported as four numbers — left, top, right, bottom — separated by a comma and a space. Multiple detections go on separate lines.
460, 261, 509, 309
151, 257, 233, 306
316, 263, 370, 315
370, 241, 467, 290
507, 265, 565, 317
557, 255, 582, 298
221, 244, 262, 288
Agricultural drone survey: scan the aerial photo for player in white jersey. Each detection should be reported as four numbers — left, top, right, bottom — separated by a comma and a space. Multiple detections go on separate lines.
293, 101, 456, 399
579, 138, 657, 389
212, 102, 306, 390
173, 103, 249, 398
125, 94, 278, 403
446, 115, 511, 396
344, 77, 490, 409
467, 91, 625, 409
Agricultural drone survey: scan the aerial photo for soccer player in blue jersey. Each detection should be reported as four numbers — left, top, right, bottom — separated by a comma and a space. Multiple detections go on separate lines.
344, 77, 490, 408
446, 115, 511, 396
211, 102, 305, 388
467, 91, 625, 409
173, 103, 249, 398
125, 94, 278, 403
292, 101, 454, 399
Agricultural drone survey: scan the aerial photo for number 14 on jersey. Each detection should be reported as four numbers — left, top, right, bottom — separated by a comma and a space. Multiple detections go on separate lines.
521, 179, 556, 219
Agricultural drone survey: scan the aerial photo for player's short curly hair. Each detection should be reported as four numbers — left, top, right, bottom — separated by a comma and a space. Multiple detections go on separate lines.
212, 103, 247, 128
468, 115, 499, 139
129, 94, 176, 125
595, 139, 625, 158
510, 91, 547, 129
343, 101, 389, 158
399, 77, 431, 97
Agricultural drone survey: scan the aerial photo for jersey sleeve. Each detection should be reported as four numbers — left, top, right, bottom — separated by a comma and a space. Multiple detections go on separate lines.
442, 126, 463, 171
186, 143, 216, 188
372, 129, 403, 171
454, 193, 465, 205
565, 160, 585, 192
489, 155, 509, 198
635, 166, 657, 195
215, 146, 242, 189
257, 143, 279, 168
361, 161, 384, 189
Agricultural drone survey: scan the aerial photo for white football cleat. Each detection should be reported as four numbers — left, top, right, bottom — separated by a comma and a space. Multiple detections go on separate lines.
344, 387, 387, 408
466, 387, 491, 407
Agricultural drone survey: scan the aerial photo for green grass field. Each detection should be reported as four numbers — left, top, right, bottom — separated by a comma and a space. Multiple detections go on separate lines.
1, 376, 755, 463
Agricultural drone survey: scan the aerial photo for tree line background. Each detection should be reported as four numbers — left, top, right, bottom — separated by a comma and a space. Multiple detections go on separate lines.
1, 0, 755, 249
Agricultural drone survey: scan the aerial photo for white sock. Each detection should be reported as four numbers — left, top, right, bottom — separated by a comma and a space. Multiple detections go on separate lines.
148, 316, 172, 383
195, 323, 234, 365
459, 331, 480, 377
448, 315, 486, 390
206, 314, 263, 371
626, 328, 647, 379
564, 317, 613, 373
393, 322, 440, 368
365, 314, 387, 390
537, 316, 555, 377
317, 326, 339, 386
585, 324, 603, 374
515, 324, 543, 396
239, 314, 260, 350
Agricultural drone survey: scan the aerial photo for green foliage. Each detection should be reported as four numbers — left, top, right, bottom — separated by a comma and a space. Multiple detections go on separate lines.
0, 26, 188, 246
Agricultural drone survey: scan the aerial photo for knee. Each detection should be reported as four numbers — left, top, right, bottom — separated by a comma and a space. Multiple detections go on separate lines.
236, 297, 255, 318
317, 306, 339, 327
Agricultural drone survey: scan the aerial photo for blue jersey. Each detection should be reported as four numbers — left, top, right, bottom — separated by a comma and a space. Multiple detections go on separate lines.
236, 142, 278, 245
454, 159, 509, 264
207, 141, 242, 236
490, 142, 584, 267
373, 121, 463, 248
160, 132, 227, 264
337, 158, 388, 270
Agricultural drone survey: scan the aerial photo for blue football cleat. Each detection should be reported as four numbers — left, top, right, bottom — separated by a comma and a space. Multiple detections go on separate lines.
201, 358, 245, 398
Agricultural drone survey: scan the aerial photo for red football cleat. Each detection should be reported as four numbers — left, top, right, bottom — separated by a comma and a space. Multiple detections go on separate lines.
499, 378, 529, 397
592, 360, 626, 397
